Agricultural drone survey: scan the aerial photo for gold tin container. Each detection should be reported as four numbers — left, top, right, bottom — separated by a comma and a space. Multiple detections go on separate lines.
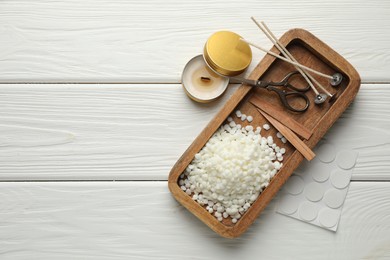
204, 31, 252, 76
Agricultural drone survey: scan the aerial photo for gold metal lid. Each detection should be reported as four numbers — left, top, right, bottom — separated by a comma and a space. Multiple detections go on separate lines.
204, 31, 252, 76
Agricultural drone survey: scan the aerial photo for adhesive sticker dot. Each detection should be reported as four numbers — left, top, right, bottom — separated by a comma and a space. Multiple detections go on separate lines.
299, 201, 319, 222
284, 175, 305, 195
311, 167, 330, 183
336, 150, 358, 170
296, 160, 309, 172
316, 143, 336, 163
318, 208, 341, 228
304, 182, 324, 202
330, 169, 352, 189
293, 170, 305, 177
324, 189, 347, 209
278, 194, 300, 215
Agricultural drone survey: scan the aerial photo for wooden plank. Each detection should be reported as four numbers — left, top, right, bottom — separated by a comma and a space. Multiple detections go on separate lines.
0, 83, 237, 180
250, 96, 313, 139
0, 0, 389, 82
258, 109, 315, 161
0, 83, 388, 181
0, 181, 388, 259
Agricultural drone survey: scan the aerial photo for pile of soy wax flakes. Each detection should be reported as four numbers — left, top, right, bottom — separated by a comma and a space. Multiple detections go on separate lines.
179, 110, 287, 224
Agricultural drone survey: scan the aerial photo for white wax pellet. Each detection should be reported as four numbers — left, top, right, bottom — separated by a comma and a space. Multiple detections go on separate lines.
281, 137, 287, 143
276, 132, 283, 138
229, 121, 236, 127
227, 117, 233, 122
240, 114, 247, 121
280, 148, 286, 154
236, 110, 242, 117
232, 218, 238, 224
267, 136, 273, 145
247, 116, 253, 122
245, 125, 253, 131
274, 161, 281, 170
263, 124, 270, 130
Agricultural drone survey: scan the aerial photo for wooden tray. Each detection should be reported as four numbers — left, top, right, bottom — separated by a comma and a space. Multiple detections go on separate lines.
168, 29, 360, 238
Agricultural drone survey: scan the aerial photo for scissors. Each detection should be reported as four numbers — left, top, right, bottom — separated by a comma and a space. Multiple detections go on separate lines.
231, 71, 311, 112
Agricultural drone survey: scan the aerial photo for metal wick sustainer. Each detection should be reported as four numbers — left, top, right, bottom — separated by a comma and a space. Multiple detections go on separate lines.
330, 73, 343, 87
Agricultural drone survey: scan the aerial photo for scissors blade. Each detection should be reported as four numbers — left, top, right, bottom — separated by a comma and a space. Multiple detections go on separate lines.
229, 77, 267, 88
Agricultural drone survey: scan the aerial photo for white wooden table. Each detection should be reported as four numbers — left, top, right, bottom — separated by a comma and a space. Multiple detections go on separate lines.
1, 1, 390, 259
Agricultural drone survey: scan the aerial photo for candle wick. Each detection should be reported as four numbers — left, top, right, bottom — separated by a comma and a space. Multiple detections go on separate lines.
201, 76, 211, 82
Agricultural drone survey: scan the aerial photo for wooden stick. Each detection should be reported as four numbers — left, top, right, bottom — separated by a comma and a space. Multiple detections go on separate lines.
258, 20, 333, 97
250, 96, 313, 140
257, 109, 316, 161
305, 71, 333, 97
250, 18, 319, 95
240, 38, 334, 80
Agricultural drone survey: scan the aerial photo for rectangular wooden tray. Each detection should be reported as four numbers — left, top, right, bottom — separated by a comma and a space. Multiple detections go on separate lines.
168, 29, 360, 238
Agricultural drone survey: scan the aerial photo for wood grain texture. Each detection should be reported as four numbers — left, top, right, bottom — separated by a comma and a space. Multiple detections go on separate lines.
0, 181, 388, 259
0, 83, 388, 181
0, 0, 389, 82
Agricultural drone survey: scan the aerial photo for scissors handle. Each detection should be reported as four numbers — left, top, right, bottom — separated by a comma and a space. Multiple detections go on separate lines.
267, 86, 310, 113
274, 71, 311, 92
